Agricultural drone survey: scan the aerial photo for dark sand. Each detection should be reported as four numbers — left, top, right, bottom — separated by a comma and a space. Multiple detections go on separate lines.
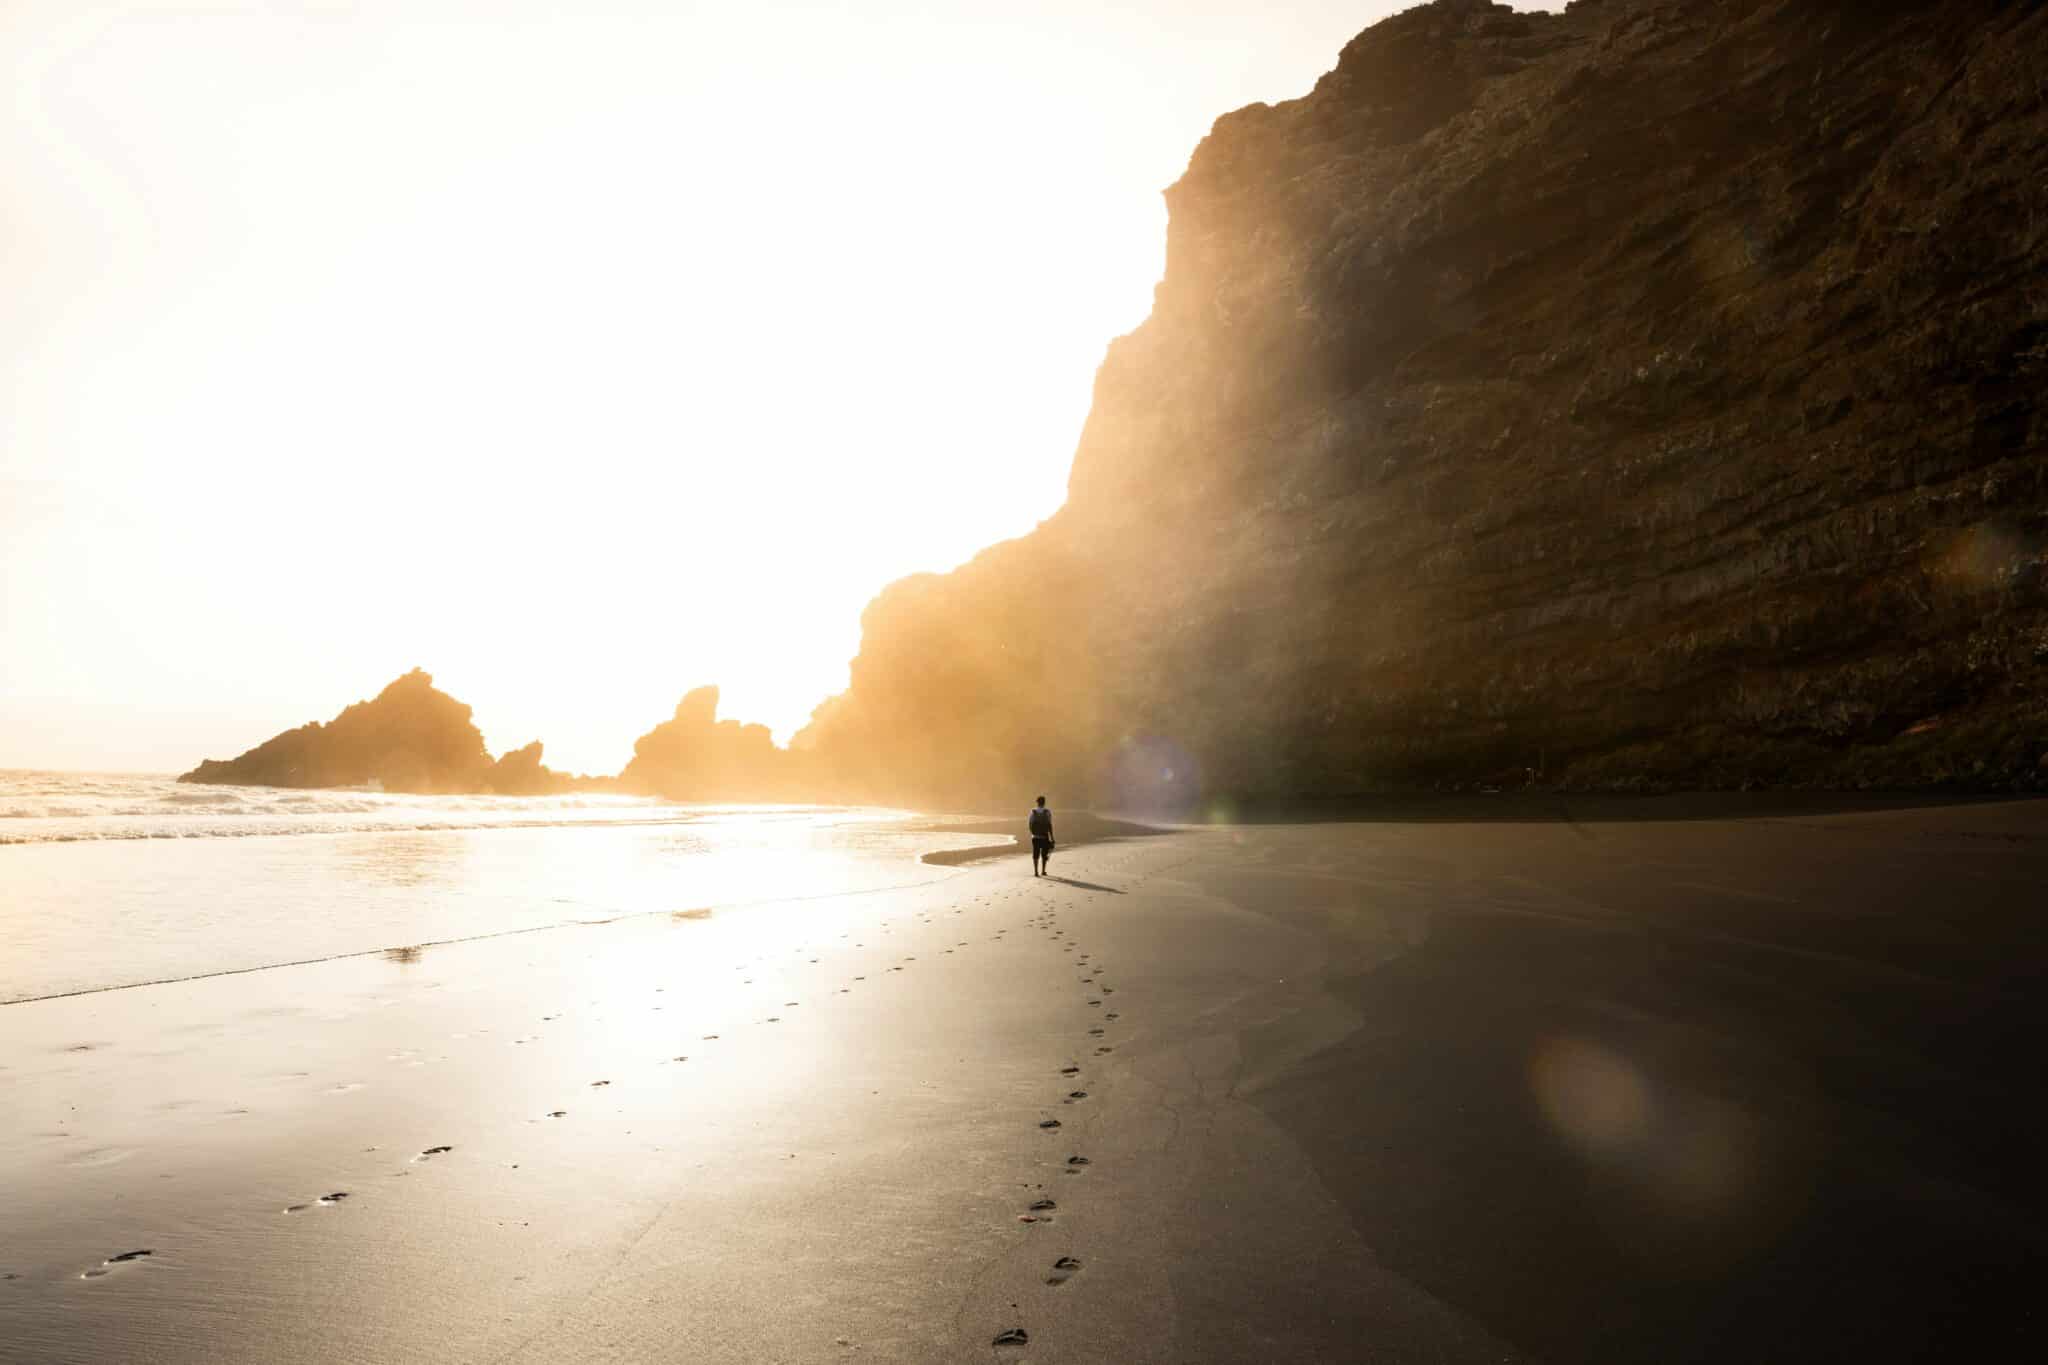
2, 800, 2042, 1362
1207, 798, 2048, 1362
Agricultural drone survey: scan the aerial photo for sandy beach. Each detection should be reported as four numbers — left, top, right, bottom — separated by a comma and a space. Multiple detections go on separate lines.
4, 800, 2044, 1363
7, 1, 2046, 1360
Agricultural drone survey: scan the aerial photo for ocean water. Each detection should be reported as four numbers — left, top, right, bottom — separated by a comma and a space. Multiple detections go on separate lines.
0, 771, 995, 1004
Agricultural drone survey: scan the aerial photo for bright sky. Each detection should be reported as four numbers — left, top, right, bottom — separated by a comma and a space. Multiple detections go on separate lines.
2, 0, 1560, 775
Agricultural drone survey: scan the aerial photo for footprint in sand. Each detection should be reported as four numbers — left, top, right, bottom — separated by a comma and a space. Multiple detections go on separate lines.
1046, 1256, 1083, 1286
1088, 1028, 1105, 1037
1028, 1198, 1057, 1212
1105, 1013, 1120, 1021
702, 1034, 720, 1040
1038, 1119, 1062, 1129
82, 1250, 153, 1278
671, 1056, 688, 1062
1095, 1046, 1114, 1054
1065, 1155, 1091, 1169
414, 1146, 453, 1162
590, 1080, 611, 1087
1066, 1091, 1088, 1102
1060, 1066, 1080, 1076
284, 1193, 349, 1213
64, 1146, 140, 1169
993, 1328, 1029, 1347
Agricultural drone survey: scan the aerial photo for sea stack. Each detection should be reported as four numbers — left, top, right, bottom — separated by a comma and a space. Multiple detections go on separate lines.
178, 668, 564, 794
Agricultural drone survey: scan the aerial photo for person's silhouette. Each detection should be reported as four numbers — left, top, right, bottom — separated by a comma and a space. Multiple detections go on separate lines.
1028, 796, 1054, 876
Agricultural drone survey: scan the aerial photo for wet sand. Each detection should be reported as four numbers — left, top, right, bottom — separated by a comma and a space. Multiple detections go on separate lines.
2, 801, 2042, 1362
914, 812, 1169, 866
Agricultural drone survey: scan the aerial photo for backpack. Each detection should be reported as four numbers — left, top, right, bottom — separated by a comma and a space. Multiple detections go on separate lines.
1028, 807, 1050, 836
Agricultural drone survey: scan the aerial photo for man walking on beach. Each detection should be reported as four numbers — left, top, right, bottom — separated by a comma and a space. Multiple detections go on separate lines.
1029, 796, 1054, 876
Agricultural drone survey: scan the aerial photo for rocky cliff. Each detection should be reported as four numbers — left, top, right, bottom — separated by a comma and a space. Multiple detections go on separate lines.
179, 669, 578, 794
797, 0, 2048, 807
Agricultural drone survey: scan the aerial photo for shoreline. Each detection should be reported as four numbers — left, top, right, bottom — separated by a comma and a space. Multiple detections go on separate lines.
0, 799, 995, 1006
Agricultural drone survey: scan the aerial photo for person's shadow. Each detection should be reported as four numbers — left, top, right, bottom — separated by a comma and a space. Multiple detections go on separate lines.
1044, 876, 1124, 894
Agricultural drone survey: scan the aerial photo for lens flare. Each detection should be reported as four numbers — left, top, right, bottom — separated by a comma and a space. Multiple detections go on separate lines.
1530, 1036, 1652, 1155
1110, 735, 1199, 817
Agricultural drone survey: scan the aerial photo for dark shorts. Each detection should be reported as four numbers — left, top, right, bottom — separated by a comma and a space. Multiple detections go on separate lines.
1032, 836, 1053, 856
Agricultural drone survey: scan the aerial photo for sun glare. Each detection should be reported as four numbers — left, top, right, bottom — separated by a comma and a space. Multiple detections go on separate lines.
0, 1, 1555, 773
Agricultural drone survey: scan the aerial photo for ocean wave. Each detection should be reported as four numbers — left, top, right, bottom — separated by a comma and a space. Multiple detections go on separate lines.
0, 812, 801, 845
0, 773, 888, 847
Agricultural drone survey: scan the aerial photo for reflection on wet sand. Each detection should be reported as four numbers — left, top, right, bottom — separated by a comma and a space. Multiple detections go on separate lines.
336, 832, 468, 889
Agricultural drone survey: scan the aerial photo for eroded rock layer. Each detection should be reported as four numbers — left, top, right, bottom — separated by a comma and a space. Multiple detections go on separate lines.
799, 0, 2048, 805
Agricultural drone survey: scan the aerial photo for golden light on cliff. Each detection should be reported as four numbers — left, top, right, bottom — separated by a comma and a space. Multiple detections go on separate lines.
1, 1, 1569, 773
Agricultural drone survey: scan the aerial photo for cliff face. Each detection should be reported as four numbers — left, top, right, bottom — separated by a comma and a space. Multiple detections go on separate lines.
800, 0, 2048, 805
179, 669, 575, 794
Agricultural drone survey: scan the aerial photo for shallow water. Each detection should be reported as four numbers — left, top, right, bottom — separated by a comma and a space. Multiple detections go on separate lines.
0, 771, 983, 1003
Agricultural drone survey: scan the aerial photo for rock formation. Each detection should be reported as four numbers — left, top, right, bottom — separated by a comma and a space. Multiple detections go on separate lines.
179, 674, 794, 799
179, 669, 578, 794
618, 686, 800, 800
797, 0, 2048, 806
486, 740, 564, 796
